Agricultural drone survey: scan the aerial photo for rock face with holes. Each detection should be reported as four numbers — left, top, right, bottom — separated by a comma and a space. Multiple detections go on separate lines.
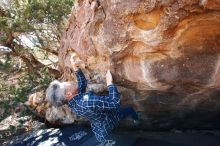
58, 0, 220, 129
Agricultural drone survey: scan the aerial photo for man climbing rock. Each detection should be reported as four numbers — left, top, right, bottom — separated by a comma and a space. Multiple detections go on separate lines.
46, 55, 139, 146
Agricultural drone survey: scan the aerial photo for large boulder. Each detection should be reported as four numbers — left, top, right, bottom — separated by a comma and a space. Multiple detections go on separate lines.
58, 0, 220, 129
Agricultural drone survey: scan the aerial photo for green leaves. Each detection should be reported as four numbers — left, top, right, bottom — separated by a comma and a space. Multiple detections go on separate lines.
0, 0, 73, 103
25, 0, 73, 23
0, 0, 74, 36
0, 0, 73, 128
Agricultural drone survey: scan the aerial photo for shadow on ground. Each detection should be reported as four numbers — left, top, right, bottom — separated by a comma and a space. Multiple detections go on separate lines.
5, 124, 220, 146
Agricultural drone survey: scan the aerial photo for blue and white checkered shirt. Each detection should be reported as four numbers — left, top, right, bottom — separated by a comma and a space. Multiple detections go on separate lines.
68, 69, 121, 142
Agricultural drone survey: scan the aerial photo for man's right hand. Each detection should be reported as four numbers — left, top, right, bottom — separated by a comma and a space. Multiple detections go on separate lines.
106, 70, 113, 86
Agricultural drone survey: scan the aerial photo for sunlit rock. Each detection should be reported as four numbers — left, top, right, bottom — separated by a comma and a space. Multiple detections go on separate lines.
57, 0, 220, 129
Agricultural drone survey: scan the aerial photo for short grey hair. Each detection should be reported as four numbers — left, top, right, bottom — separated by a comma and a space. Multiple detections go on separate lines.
46, 80, 66, 107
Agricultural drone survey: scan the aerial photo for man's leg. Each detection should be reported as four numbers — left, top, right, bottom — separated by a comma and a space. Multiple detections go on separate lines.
119, 106, 138, 121
92, 123, 116, 146
96, 134, 116, 146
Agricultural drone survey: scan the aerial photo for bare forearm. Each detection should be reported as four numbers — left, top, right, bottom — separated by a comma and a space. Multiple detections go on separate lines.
106, 70, 113, 86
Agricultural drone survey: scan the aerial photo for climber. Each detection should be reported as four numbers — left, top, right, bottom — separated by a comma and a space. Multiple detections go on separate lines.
46, 55, 139, 146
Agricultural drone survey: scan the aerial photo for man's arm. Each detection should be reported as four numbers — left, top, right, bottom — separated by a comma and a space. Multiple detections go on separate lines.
70, 54, 87, 94
75, 69, 87, 94
80, 70, 120, 110
81, 90, 120, 110
107, 84, 120, 105
104, 70, 120, 106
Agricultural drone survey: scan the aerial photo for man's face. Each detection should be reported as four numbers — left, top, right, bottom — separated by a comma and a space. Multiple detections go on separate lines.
63, 82, 77, 101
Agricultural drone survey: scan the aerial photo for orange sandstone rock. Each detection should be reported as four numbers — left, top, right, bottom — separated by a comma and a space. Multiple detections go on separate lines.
57, 0, 220, 128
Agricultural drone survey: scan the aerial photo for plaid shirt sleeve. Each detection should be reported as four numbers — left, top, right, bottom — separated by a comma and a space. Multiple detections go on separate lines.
75, 69, 87, 94
81, 84, 120, 110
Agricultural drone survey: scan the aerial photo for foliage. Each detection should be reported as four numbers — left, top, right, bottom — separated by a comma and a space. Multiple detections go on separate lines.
0, 0, 74, 142
0, 0, 73, 120
0, 0, 74, 77
0, 0, 73, 33
0, 56, 56, 121
0, 62, 54, 142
